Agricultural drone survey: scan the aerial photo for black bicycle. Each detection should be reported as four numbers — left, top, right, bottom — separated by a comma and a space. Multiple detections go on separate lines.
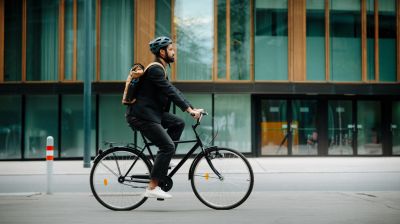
90, 111, 254, 210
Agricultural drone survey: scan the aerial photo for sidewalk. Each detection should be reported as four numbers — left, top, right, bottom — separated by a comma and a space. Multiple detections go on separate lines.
0, 157, 399, 175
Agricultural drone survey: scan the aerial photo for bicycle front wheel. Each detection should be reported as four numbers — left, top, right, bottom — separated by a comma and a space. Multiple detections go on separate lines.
191, 147, 254, 210
90, 147, 152, 210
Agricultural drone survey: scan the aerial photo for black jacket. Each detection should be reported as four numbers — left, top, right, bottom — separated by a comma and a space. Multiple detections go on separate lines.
126, 64, 192, 123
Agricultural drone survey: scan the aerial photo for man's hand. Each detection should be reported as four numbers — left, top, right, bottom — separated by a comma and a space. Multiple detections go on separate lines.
186, 107, 202, 119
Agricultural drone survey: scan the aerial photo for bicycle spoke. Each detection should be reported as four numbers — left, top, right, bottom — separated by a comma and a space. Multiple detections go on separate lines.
112, 152, 122, 176
99, 161, 119, 177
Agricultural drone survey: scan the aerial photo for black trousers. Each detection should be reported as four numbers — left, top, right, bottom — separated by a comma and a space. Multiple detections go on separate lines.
126, 113, 185, 181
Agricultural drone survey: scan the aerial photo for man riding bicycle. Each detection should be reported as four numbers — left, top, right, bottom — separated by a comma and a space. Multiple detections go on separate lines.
125, 36, 202, 199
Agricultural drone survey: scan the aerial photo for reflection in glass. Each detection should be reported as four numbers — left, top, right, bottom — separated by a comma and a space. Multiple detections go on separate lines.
392, 102, 400, 154
328, 101, 353, 155
255, 0, 288, 80
61, 95, 96, 158
230, 0, 250, 80
175, 94, 212, 154
292, 100, 318, 155
156, 0, 171, 37
175, 0, 213, 80
330, 0, 361, 81
25, 96, 58, 159
99, 95, 133, 146
260, 100, 288, 155
100, 0, 133, 80
4, 0, 22, 81
306, 0, 325, 81
357, 101, 382, 155
217, 0, 227, 79
367, 0, 375, 80
0, 96, 22, 159
65, 0, 73, 80
214, 95, 251, 153
26, 0, 59, 81
379, 0, 396, 82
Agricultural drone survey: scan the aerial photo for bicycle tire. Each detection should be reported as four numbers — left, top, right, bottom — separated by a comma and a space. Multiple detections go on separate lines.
190, 147, 254, 210
90, 147, 152, 211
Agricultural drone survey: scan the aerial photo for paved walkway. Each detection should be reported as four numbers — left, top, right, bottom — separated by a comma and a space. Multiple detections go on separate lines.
0, 157, 399, 175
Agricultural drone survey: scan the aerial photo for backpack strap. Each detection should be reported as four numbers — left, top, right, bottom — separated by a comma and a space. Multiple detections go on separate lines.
144, 62, 167, 79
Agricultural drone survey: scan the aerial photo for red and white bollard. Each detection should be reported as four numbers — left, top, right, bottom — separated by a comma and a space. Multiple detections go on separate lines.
46, 136, 54, 195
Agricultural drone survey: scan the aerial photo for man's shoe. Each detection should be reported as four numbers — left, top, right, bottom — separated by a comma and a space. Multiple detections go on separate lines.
144, 187, 172, 199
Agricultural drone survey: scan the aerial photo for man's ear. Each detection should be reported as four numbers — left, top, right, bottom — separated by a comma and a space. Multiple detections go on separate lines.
159, 48, 165, 57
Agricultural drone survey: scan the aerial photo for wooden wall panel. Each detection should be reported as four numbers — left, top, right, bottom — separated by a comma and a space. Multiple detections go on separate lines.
361, 0, 367, 82
397, 0, 400, 81
22, 0, 26, 81
289, 0, 306, 81
0, 0, 4, 82
134, 0, 156, 67
59, 0, 65, 81
325, 0, 330, 81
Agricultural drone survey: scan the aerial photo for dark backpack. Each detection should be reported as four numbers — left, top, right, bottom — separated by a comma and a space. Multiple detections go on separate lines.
122, 62, 165, 105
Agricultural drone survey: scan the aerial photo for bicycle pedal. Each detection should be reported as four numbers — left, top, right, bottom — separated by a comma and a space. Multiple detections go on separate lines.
157, 198, 165, 201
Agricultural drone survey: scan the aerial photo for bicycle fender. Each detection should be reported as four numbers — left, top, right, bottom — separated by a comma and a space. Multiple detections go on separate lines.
188, 146, 218, 180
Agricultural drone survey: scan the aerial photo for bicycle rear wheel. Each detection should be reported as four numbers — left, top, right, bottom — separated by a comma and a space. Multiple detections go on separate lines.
90, 147, 152, 210
190, 147, 254, 210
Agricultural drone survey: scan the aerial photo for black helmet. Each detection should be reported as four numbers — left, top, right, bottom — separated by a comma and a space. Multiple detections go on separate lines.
149, 36, 172, 55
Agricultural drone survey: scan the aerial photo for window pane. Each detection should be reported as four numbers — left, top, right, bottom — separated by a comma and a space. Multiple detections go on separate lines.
4, 0, 22, 81
230, 0, 251, 80
292, 100, 318, 155
100, 0, 134, 80
64, 0, 74, 80
77, 0, 96, 81
392, 101, 400, 155
260, 100, 288, 155
61, 95, 96, 158
214, 94, 251, 153
217, 0, 227, 79
156, 0, 171, 37
330, 0, 361, 81
99, 95, 133, 146
367, 0, 375, 80
26, 0, 59, 81
357, 101, 382, 155
328, 101, 353, 155
175, 94, 212, 154
25, 95, 58, 159
378, 0, 396, 82
0, 96, 22, 159
255, 0, 288, 80
174, 0, 213, 80
306, 0, 325, 81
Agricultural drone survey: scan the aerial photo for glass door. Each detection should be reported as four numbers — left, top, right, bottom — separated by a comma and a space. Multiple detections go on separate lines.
392, 101, 400, 155
260, 100, 288, 155
291, 100, 318, 155
328, 101, 354, 155
357, 101, 382, 155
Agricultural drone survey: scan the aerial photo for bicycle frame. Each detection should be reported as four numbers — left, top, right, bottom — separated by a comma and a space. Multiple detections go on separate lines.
123, 113, 222, 183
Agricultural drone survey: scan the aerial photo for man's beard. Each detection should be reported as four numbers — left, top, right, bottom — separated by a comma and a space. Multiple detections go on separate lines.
166, 54, 175, 63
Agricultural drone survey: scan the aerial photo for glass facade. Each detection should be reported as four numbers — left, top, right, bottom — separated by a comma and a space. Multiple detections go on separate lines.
156, 0, 171, 37
255, 0, 288, 80
357, 101, 382, 155
260, 100, 288, 155
291, 100, 318, 155
100, 0, 134, 81
0, 1, 399, 159
61, 95, 96, 158
4, 0, 22, 81
214, 94, 251, 153
26, 0, 59, 81
306, 0, 325, 81
98, 95, 133, 146
174, 0, 213, 80
330, 0, 361, 81
25, 95, 58, 159
378, 0, 396, 82
328, 101, 353, 155
0, 96, 22, 159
